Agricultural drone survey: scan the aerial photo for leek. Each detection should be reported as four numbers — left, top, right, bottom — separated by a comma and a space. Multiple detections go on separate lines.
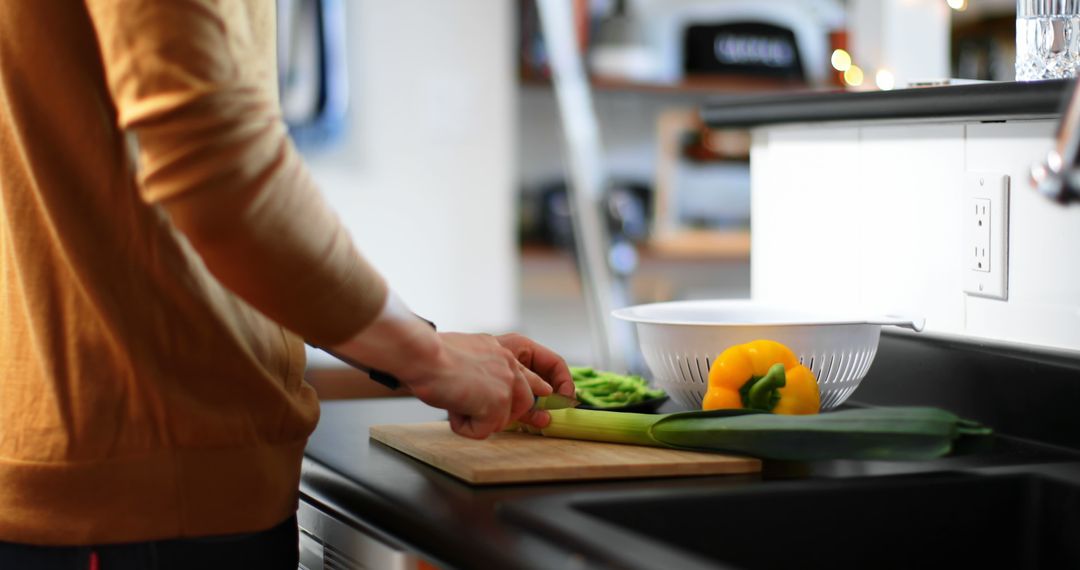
529, 407, 991, 461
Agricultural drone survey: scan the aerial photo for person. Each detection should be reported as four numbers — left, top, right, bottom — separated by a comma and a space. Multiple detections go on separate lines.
0, 1, 574, 568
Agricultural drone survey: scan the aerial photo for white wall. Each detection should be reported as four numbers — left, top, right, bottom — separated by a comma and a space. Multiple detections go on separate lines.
302, 0, 517, 368
751, 119, 1080, 353
850, 0, 950, 88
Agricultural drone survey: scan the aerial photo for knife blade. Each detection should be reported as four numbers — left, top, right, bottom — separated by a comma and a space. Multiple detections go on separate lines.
532, 393, 580, 411
507, 393, 580, 434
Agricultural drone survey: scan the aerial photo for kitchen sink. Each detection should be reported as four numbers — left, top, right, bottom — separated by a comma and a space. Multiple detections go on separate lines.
503, 470, 1080, 570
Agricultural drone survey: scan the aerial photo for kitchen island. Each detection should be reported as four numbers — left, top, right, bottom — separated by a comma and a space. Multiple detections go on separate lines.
299, 333, 1080, 569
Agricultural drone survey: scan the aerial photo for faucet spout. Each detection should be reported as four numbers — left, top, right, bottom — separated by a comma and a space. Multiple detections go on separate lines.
1032, 80, 1080, 205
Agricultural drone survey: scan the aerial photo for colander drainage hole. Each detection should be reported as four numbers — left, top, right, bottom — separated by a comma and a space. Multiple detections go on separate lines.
683, 358, 699, 384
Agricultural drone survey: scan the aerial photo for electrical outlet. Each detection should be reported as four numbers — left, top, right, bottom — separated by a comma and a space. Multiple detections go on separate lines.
971, 198, 991, 272
963, 173, 1009, 299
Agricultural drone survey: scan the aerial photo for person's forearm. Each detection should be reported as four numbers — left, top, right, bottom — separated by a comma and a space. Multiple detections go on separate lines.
326, 292, 447, 387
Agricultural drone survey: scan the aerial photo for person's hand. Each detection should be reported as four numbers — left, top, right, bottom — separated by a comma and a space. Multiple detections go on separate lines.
326, 292, 574, 439
494, 333, 575, 401
402, 332, 559, 439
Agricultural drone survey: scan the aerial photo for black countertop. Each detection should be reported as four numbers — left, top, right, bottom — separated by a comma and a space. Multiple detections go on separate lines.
301, 353, 1080, 569
701, 79, 1072, 128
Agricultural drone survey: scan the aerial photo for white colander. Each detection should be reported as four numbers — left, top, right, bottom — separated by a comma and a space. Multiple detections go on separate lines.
612, 300, 924, 410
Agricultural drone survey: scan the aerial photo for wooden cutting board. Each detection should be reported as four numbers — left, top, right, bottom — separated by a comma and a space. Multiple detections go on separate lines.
369, 422, 760, 485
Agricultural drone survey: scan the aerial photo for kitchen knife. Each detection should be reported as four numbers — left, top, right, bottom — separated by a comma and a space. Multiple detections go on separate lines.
508, 393, 580, 434
532, 393, 580, 411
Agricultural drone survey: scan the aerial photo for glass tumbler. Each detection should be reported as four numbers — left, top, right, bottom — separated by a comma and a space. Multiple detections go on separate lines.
1017, 0, 1080, 80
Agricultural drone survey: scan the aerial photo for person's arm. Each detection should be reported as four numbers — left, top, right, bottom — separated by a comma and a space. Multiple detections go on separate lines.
83, 0, 573, 438
84, 0, 385, 345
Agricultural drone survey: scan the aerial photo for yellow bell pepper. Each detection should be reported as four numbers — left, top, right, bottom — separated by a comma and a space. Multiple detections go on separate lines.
703, 339, 820, 415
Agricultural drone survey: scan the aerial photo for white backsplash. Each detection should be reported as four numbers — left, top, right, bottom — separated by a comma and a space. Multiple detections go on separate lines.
751, 119, 1080, 353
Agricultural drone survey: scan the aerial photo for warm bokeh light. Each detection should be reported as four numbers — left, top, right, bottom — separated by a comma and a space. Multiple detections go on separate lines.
843, 65, 864, 86
831, 49, 852, 72
946, 0, 968, 11
875, 69, 896, 91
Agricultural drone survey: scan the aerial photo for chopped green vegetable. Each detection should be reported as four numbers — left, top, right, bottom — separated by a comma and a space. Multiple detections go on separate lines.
533, 406, 992, 461
570, 366, 666, 408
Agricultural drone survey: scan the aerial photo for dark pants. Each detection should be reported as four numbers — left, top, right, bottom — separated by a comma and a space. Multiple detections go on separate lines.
0, 515, 298, 570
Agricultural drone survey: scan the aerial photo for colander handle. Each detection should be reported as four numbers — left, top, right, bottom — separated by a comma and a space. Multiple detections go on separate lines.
870, 316, 926, 332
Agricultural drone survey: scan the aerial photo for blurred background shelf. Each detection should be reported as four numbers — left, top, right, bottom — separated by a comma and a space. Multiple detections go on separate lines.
521, 228, 750, 262
644, 229, 750, 260
521, 74, 807, 97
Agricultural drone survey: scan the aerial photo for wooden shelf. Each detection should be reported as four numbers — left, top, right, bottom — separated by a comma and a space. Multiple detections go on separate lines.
520, 229, 750, 263
644, 229, 750, 260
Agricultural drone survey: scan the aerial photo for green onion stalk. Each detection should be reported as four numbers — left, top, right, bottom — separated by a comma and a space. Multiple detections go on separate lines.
524, 406, 991, 461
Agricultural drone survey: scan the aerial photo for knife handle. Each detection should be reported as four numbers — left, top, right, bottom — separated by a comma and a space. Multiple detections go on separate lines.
314, 348, 400, 390
310, 315, 436, 391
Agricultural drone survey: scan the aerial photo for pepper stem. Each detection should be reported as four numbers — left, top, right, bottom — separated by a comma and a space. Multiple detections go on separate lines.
744, 363, 787, 411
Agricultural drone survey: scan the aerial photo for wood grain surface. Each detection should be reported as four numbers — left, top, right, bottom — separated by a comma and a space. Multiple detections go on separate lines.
369, 422, 761, 485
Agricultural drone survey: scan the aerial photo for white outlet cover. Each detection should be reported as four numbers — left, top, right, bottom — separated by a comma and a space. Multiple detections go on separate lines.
963, 173, 1009, 299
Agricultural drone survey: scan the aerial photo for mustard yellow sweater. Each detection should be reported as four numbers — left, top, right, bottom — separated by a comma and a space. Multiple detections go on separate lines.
0, 0, 387, 544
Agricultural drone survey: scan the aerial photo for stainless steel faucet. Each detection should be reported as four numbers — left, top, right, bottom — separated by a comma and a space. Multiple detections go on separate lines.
1031, 81, 1080, 205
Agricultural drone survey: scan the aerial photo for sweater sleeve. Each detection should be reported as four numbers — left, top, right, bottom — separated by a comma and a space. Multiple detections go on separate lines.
82, 0, 387, 345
